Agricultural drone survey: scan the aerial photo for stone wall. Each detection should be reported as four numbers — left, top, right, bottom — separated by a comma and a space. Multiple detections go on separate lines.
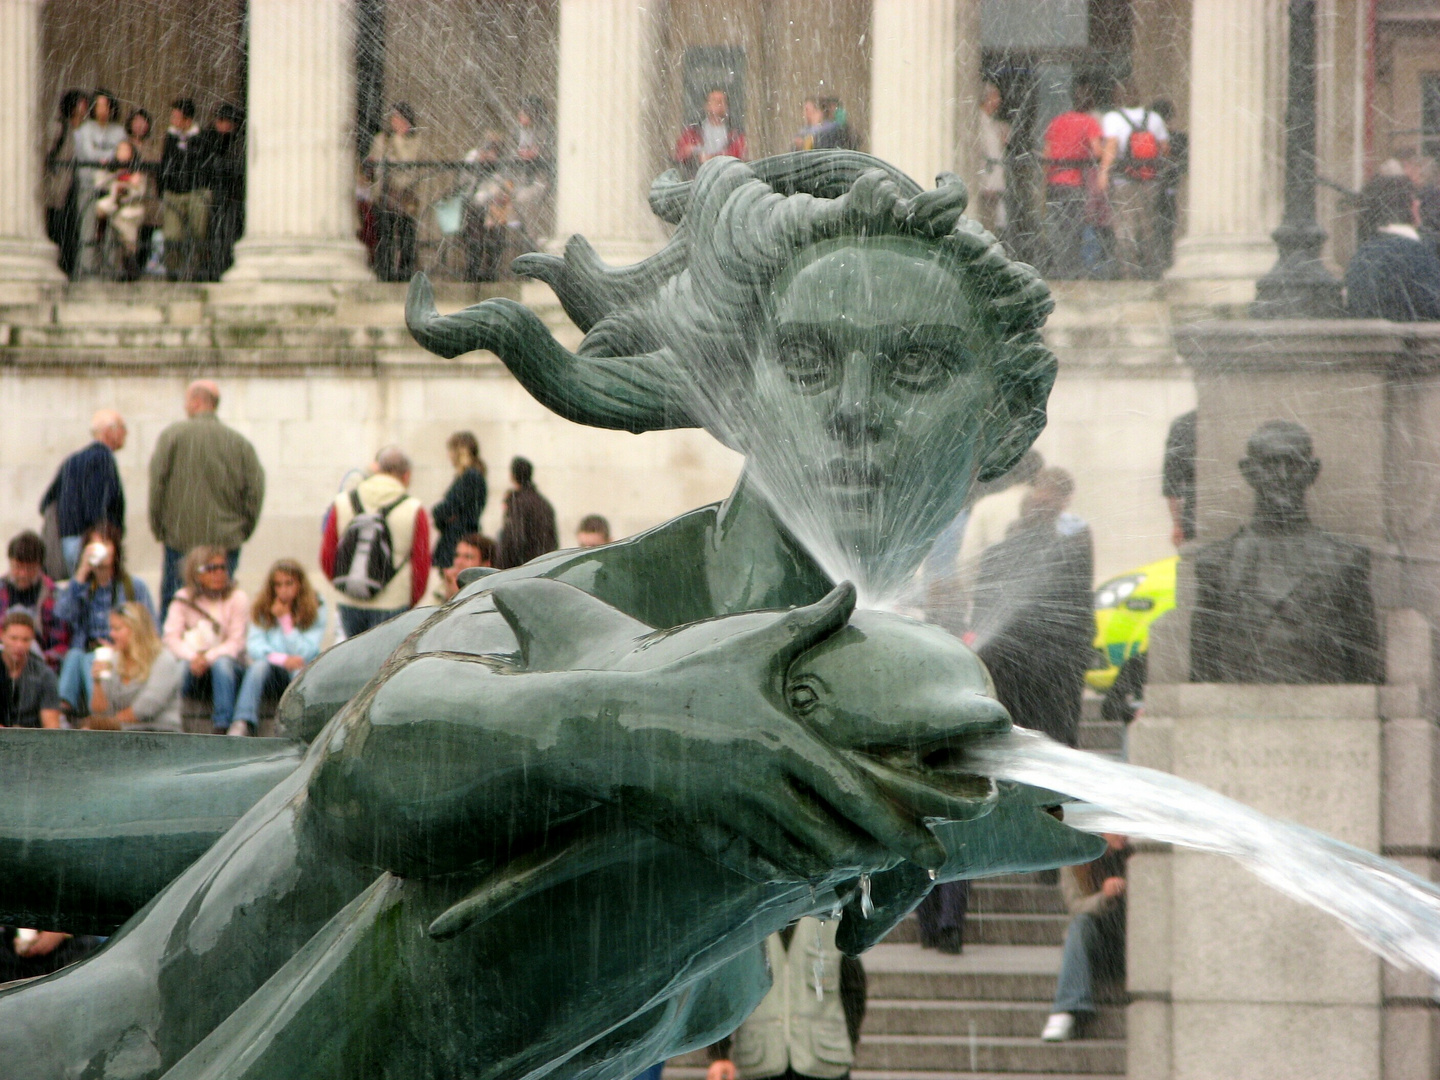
0, 279, 1188, 601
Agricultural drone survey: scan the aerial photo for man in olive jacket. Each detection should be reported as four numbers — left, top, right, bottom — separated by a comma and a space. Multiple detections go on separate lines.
148, 380, 265, 615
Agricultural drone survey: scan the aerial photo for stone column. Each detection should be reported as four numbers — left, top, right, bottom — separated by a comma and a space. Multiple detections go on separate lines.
1167, 0, 1287, 309
0, 0, 64, 288
553, 0, 665, 265
869, 0, 982, 191
224, 0, 372, 284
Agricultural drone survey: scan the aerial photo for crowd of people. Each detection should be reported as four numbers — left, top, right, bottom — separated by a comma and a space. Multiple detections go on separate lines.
1032, 77, 1182, 280
0, 378, 611, 736
45, 89, 244, 282
361, 96, 555, 282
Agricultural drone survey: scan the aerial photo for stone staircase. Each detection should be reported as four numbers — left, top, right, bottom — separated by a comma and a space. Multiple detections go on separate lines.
670, 709, 1126, 1080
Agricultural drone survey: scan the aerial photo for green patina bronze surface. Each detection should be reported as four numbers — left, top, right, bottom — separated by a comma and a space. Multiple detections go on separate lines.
0, 151, 1091, 1080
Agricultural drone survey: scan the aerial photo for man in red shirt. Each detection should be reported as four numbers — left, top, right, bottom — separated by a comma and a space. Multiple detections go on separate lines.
674, 89, 747, 178
1042, 83, 1104, 279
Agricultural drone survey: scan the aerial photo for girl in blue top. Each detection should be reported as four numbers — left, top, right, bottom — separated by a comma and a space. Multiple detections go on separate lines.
231, 559, 326, 736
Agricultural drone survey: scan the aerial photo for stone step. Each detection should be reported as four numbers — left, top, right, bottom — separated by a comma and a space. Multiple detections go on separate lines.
862, 944, 1060, 1003
969, 884, 1069, 915
668, 1067, 1122, 1080
1075, 720, 1123, 753
885, 912, 1067, 948
856, 1034, 1124, 1075
865, 999, 1124, 1040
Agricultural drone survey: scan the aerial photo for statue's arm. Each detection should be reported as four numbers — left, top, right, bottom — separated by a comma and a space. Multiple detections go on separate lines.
1189, 554, 1225, 682
1340, 549, 1382, 684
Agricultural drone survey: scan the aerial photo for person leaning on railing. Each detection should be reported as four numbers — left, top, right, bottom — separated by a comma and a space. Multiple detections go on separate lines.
364, 102, 429, 281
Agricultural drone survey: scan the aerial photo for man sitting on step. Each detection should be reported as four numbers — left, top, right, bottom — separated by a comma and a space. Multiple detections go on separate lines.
1042, 833, 1129, 1042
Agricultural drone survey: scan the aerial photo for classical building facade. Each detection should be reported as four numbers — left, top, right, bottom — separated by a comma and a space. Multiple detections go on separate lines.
0, 0, 1430, 588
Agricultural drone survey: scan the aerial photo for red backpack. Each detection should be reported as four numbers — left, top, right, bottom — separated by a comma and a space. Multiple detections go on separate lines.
1121, 111, 1160, 181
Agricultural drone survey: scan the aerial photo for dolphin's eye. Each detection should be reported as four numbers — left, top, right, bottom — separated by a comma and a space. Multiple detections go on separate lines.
787, 680, 819, 714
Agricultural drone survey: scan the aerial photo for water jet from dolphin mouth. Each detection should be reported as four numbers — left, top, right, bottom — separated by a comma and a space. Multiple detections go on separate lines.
970, 727, 1440, 985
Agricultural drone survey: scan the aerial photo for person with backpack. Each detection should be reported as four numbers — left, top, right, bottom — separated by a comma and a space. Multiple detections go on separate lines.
1099, 89, 1169, 280
320, 446, 431, 638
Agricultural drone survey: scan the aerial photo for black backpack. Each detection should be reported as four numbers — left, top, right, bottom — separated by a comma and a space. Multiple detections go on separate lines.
332, 490, 410, 601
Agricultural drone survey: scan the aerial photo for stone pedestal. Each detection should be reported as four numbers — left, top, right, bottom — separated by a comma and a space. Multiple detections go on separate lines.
1132, 320, 1440, 1079
553, 0, 666, 265
0, 0, 65, 290
869, 0, 982, 191
223, 0, 373, 285
1166, 0, 1286, 310
1129, 684, 1388, 1080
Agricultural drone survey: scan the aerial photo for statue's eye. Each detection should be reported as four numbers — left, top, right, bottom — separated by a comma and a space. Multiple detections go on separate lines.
778, 340, 836, 393
787, 681, 820, 714
888, 345, 962, 393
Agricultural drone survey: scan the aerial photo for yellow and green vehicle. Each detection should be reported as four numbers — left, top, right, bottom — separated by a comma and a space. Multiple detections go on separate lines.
1087, 554, 1178, 697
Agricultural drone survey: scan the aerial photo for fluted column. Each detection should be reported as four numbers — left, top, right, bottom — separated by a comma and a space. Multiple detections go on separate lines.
1167, 0, 1287, 302
0, 0, 64, 285
869, 0, 981, 191
225, 0, 372, 282
554, 0, 665, 264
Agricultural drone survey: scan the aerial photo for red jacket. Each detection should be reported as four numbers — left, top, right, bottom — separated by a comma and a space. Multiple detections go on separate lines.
674, 124, 747, 174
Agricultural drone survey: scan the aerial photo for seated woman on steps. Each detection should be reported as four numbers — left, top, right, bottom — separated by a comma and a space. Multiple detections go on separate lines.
85, 603, 182, 732
162, 545, 249, 735
231, 559, 326, 736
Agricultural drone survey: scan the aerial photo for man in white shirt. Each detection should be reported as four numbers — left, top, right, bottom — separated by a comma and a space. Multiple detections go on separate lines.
1099, 96, 1169, 279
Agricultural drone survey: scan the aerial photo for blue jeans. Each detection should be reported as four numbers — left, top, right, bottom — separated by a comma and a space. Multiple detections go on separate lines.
234, 660, 295, 729
1053, 905, 1126, 1014
339, 605, 408, 638
163, 546, 238, 621
60, 535, 83, 578
183, 655, 240, 732
58, 646, 91, 712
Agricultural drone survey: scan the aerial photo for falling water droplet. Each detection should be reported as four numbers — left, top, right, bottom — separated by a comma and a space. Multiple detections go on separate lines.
859, 873, 874, 918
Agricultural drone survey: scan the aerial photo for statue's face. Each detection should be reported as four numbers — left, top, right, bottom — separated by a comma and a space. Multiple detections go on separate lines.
746, 237, 1004, 601
1240, 427, 1319, 518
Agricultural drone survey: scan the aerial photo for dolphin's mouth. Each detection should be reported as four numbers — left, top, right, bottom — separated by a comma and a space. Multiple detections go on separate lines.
849, 748, 997, 822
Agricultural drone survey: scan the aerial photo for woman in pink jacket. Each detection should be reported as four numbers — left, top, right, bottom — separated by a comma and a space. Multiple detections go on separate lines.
161, 545, 249, 734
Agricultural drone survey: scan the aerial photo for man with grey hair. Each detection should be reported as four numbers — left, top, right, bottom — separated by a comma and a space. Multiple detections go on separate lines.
149, 380, 265, 615
321, 446, 431, 637
40, 408, 128, 576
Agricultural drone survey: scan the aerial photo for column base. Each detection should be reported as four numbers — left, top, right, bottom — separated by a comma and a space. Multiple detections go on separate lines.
223, 237, 374, 284
0, 236, 66, 288
1165, 234, 1278, 312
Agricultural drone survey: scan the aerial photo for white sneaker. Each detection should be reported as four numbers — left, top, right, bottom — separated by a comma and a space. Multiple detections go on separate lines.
226, 720, 252, 737
1041, 1012, 1075, 1042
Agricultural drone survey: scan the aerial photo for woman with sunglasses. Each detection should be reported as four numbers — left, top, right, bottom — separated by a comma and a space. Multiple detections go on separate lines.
161, 546, 249, 734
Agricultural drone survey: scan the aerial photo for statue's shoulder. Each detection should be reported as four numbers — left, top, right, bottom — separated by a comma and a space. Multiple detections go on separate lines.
1303, 527, 1372, 570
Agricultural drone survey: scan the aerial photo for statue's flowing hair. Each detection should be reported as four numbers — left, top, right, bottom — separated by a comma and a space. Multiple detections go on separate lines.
407, 151, 1058, 480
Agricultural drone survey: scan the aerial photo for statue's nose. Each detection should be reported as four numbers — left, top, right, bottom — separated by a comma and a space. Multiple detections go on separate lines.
826, 350, 883, 446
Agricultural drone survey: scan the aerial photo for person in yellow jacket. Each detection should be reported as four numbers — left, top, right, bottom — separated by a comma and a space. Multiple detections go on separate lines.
707, 917, 866, 1080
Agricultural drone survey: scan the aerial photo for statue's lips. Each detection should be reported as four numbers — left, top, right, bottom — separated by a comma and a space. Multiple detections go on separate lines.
816, 459, 885, 510
846, 749, 997, 822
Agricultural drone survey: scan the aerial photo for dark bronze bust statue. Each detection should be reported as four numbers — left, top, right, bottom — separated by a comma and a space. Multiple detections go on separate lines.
1191, 420, 1380, 684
